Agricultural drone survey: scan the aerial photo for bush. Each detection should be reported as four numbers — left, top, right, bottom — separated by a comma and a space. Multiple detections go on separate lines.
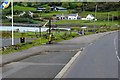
71, 27, 82, 32
51, 29, 68, 31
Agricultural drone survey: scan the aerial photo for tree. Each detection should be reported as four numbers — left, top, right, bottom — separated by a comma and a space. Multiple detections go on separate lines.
77, 3, 82, 7
45, 6, 51, 12
23, 12, 30, 18
27, 2, 32, 7
62, 2, 69, 8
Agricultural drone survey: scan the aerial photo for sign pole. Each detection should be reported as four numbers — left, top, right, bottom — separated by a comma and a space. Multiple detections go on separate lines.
11, 0, 14, 45
49, 18, 51, 44
39, 26, 41, 44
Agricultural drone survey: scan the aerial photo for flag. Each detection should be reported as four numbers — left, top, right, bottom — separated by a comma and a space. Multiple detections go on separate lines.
1, 0, 10, 9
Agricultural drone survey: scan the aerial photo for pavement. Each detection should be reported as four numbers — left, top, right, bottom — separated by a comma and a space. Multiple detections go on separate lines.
0, 31, 117, 79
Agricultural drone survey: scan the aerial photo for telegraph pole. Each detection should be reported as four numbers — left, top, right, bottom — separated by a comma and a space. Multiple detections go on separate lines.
94, 5, 97, 31
108, 13, 109, 27
112, 14, 114, 27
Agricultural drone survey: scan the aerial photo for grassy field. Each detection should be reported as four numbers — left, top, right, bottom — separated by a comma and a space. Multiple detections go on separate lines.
52, 20, 118, 26
3, 5, 37, 12
37, 11, 118, 19
78, 11, 118, 18
38, 10, 74, 17
2, 5, 118, 26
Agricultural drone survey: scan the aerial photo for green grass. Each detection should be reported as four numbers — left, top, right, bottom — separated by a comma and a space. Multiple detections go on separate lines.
39, 10, 74, 17
37, 11, 118, 19
1, 31, 79, 54
2, 26, 119, 55
3, 5, 36, 12
1, 39, 48, 54
53, 20, 119, 26
78, 11, 118, 18
40, 4, 48, 7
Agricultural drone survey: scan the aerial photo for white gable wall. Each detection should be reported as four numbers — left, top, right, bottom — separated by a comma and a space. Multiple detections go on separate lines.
86, 14, 94, 20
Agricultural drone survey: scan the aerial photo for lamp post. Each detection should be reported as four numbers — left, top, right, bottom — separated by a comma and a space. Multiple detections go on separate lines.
11, 0, 14, 45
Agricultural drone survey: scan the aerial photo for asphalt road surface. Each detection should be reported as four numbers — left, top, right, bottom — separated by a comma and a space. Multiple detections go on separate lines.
63, 32, 119, 79
1, 31, 119, 80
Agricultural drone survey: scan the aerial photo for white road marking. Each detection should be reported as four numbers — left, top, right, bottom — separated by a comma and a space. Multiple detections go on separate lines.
117, 56, 120, 62
114, 34, 120, 62
53, 50, 83, 79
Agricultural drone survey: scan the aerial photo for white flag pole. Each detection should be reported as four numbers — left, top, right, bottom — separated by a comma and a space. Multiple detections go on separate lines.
11, 0, 14, 45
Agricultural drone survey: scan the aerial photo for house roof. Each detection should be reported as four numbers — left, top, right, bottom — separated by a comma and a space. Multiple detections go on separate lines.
56, 14, 78, 17
56, 15, 68, 17
56, 7, 67, 10
37, 7, 45, 10
68, 14, 77, 16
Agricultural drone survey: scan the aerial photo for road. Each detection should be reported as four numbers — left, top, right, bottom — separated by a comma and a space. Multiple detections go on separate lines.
1, 31, 119, 80
63, 32, 119, 79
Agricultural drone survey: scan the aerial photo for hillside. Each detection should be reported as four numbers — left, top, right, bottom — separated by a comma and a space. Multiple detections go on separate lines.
1, 2, 119, 26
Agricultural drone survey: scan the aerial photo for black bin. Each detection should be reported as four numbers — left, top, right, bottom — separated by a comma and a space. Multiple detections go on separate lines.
20, 37, 25, 43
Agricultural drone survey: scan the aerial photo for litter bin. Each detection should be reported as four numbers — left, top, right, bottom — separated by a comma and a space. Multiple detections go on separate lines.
20, 37, 25, 43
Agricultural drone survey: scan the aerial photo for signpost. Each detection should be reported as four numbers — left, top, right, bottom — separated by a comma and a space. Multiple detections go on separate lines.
39, 26, 42, 44
48, 18, 52, 44
81, 27, 87, 35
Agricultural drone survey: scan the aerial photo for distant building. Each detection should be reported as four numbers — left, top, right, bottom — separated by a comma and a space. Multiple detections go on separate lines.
37, 7, 46, 11
56, 13, 81, 20
54, 7, 67, 11
37, 7, 67, 11
28, 11, 34, 17
6, 16, 12, 19
18, 11, 33, 17
81, 14, 95, 20
18, 11, 26, 16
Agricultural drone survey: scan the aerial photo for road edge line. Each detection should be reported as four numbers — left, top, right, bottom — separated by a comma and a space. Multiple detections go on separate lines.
53, 49, 83, 80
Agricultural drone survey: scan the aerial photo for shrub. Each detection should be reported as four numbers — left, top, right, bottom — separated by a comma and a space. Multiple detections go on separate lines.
71, 27, 82, 32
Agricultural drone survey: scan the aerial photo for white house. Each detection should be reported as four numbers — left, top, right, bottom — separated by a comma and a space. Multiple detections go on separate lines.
28, 11, 34, 17
18, 11, 33, 17
6, 16, 12, 19
18, 11, 26, 16
86, 14, 94, 20
37, 7, 68, 11
56, 13, 81, 20
54, 7, 68, 11
81, 14, 95, 20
